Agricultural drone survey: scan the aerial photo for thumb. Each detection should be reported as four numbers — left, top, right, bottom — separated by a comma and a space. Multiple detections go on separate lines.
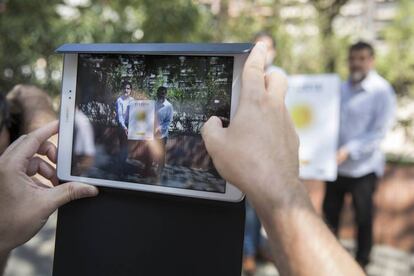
45, 182, 99, 214
201, 116, 226, 157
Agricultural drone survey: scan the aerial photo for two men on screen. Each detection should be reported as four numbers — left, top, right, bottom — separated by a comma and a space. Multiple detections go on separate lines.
115, 83, 173, 177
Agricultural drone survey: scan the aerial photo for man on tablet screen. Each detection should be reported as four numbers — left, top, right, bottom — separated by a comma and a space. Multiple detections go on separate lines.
116, 81, 134, 174
155, 86, 174, 174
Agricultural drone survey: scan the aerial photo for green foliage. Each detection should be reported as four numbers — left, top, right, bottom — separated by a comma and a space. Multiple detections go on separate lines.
377, 0, 414, 98
77, 54, 232, 135
0, 0, 208, 95
0, 0, 63, 93
0, 0, 412, 104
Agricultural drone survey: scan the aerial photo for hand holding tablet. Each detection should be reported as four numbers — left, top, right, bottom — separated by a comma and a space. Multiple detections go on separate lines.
0, 121, 98, 255
202, 43, 303, 207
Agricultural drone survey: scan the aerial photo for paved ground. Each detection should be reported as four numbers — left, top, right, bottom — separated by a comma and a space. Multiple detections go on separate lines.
4, 215, 414, 276
243, 240, 414, 276
4, 213, 56, 276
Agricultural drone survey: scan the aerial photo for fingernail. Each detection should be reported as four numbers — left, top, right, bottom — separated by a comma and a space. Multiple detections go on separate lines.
86, 185, 99, 196
256, 41, 267, 51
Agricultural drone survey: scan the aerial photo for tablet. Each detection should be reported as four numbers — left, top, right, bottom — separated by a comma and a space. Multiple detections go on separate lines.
56, 43, 251, 202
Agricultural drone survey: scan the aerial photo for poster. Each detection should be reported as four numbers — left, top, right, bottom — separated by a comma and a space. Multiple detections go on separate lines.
128, 100, 155, 140
285, 74, 340, 181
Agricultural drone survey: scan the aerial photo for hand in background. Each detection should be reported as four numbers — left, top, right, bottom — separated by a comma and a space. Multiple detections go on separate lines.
337, 147, 350, 165
0, 121, 98, 255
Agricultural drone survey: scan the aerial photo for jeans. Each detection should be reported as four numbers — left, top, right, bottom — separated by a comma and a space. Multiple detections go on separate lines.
243, 200, 266, 257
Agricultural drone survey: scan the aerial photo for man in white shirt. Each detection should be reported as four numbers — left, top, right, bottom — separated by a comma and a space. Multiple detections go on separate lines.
116, 82, 134, 134
155, 86, 174, 174
115, 82, 134, 175
323, 41, 396, 268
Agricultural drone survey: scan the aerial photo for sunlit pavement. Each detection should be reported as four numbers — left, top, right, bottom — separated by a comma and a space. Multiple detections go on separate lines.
4, 213, 56, 276
243, 240, 414, 276
5, 215, 414, 276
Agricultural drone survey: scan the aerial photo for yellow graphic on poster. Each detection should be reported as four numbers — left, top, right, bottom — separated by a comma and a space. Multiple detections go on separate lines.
285, 74, 340, 181
290, 104, 313, 129
128, 100, 155, 140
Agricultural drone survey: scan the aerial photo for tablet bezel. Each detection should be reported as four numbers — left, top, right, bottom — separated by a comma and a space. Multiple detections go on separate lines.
57, 46, 249, 202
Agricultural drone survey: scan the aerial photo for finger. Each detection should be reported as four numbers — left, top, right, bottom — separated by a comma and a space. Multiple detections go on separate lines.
201, 116, 225, 157
44, 182, 99, 215
11, 121, 59, 162
241, 42, 267, 102
32, 176, 54, 189
266, 71, 288, 103
1, 134, 28, 157
37, 140, 57, 163
26, 156, 59, 186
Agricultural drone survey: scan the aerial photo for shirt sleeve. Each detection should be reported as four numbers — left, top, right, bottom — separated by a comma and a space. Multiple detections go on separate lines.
344, 88, 396, 160
161, 105, 174, 132
116, 99, 127, 129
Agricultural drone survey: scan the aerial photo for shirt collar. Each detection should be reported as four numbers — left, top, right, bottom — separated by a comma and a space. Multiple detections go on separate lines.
157, 99, 166, 106
347, 70, 376, 93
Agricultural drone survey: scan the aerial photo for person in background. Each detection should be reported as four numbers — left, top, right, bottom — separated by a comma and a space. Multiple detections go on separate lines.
243, 32, 287, 275
1, 84, 57, 150
0, 84, 58, 186
323, 41, 396, 269
72, 107, 96, 176
254, 32, 286, 77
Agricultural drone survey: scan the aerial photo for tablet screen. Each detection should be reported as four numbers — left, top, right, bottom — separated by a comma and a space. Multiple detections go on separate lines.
72, 53, 233, 193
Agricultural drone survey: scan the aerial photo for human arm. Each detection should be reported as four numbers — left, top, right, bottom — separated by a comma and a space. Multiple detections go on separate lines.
161, 105, 174, 134
116, 99, 127, 130
201, 43, 364, 275
0, 121, 98, 273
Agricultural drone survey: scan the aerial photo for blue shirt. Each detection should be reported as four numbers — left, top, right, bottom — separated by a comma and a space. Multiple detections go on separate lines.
338, 71, 396, 177
116, 96, 134, 129
156, 99, 174, 138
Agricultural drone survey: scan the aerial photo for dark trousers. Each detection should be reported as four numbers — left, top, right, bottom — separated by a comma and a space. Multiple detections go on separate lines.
156, 137, 167, 173
323, 173, 377, 267
117, 126, 129, 175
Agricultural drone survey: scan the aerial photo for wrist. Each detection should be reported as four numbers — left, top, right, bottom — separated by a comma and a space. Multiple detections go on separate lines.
246, 176, 314, 226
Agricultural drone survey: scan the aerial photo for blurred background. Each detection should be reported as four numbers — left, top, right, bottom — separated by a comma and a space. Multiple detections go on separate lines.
0, 0, 413, 275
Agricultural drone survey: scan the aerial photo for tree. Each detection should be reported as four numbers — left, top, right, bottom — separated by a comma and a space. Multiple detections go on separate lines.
0, 0, 64, 93
309, 0, 350, 72
378, 0, 414, 98
0, 0, 209, 95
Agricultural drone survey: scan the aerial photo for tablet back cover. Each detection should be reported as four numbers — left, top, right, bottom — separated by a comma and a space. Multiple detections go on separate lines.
53, 187, 245, 276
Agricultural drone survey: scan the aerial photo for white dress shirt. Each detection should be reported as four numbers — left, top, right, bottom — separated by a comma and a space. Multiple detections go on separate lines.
338, 71, 396, 177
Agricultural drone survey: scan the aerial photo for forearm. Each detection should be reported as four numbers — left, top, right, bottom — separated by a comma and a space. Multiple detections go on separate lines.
249, 178, 364, 276
0, 250, 9, 276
